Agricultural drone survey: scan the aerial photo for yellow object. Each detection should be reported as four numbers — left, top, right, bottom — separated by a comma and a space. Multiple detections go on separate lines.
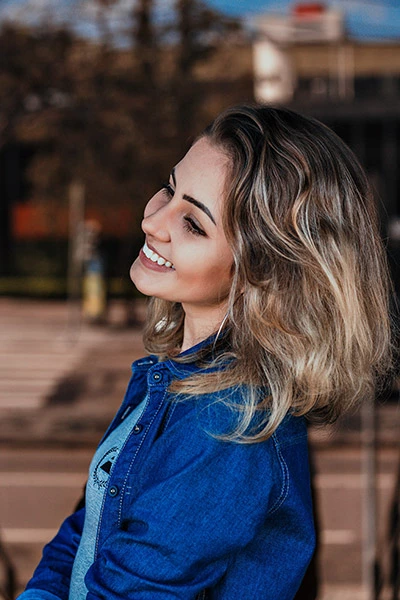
83, 272, 106, 321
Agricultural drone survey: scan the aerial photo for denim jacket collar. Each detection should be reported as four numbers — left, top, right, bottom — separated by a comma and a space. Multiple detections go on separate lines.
131, 332, 227, 381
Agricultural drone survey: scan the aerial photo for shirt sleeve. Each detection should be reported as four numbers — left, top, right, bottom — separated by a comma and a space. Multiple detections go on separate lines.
85, 409, 314, 600
18, 506, 85, 600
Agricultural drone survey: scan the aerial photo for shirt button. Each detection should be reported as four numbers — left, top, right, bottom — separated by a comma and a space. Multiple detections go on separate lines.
132, 424, 142, 434
108, 485, 119, 497
152, 371, 162, 382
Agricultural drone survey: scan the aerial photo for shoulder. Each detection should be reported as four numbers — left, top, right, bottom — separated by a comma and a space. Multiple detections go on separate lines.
154, 386, 309, 476
272, 411, 308, 448
169, 385, 308, 444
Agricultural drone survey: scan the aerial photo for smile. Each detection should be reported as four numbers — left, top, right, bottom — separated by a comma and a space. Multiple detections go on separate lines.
143, 242, 174, 269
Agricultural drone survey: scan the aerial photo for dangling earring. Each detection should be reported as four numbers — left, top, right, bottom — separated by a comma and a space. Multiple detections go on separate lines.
212, 312, 229, 354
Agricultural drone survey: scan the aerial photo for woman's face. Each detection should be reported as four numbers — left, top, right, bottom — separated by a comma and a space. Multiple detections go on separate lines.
130, 137, 233, 322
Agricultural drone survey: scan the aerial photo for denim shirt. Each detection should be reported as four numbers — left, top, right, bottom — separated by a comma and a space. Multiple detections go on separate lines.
19, 340, 315, 600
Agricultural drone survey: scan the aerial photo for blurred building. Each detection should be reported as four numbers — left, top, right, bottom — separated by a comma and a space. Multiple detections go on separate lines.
253, 2, 400, 235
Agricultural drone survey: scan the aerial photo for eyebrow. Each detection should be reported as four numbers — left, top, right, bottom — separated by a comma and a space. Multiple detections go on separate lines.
170, 167, 216, 226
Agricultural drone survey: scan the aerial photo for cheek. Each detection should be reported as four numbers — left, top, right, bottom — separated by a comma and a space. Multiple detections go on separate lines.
215, 263, 234, 294
186, 251, 233, 295
214, 250, 234, 293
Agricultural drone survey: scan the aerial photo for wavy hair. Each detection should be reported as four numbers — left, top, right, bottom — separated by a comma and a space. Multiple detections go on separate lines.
143, 105, 393, 442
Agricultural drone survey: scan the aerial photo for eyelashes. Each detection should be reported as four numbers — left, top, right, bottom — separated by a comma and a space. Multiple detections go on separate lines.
183, 216, 206, 237
161, 184, 206, 237
162, 183, 175, 198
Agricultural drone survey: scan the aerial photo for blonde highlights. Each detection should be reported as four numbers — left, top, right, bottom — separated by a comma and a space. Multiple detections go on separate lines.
144, 105, 393, 442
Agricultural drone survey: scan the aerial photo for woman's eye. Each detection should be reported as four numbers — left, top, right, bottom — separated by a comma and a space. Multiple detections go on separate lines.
183, 216, 206, 237
162, 183, 175, 198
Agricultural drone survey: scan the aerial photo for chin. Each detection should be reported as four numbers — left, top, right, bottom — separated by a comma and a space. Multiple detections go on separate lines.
129, 259, 147, 293
129, 259, 139, 284
129, 266, 160, 299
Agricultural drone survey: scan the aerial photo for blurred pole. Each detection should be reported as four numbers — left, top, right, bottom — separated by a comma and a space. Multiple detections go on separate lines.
337, 44, 346, 100
328, 42, 337, 100
361, 394, 377, 600
337, 43, 354, 101
82, 220, 107, 324
346, 43, 355, 100
67, 180, 85, 340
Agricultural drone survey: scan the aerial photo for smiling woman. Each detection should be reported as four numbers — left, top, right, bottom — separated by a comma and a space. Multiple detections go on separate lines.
19, 106, 394, 600
130, 137, 234, 350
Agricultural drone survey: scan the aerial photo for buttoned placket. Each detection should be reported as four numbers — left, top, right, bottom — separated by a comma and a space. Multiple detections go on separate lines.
95, 363, 172, 551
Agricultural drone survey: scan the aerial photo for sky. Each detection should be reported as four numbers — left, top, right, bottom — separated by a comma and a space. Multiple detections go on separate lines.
212, 0, 400, 40
0, 0, 399, 41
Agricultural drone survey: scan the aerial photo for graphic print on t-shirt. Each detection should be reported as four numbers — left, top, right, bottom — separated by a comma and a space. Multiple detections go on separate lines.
92, 446, 118, 489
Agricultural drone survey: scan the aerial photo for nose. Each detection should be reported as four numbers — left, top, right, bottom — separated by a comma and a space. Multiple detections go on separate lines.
141, 191, 171, 242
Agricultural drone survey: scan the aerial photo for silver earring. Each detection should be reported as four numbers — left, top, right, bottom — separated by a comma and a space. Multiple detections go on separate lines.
212, 313, 229, 353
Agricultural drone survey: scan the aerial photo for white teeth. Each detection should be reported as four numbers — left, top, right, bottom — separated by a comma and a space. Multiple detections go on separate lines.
143, 243, 152, 259
143, 242, 174, 269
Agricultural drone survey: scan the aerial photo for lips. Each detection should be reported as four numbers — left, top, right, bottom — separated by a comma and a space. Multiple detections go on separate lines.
142, 241, 174, 268
138, 241, 175, 273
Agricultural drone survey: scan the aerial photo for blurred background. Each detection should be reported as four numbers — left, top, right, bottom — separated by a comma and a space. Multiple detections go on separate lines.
0, 1, 400, 599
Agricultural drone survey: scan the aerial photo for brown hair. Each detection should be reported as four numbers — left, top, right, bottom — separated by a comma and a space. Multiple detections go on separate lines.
144, 105, 393, 442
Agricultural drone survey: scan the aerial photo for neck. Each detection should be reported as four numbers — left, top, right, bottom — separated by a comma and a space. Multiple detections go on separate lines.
180, 304, 227, 352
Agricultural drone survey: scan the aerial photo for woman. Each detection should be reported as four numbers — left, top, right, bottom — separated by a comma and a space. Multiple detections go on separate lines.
19, 106, 393, 599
